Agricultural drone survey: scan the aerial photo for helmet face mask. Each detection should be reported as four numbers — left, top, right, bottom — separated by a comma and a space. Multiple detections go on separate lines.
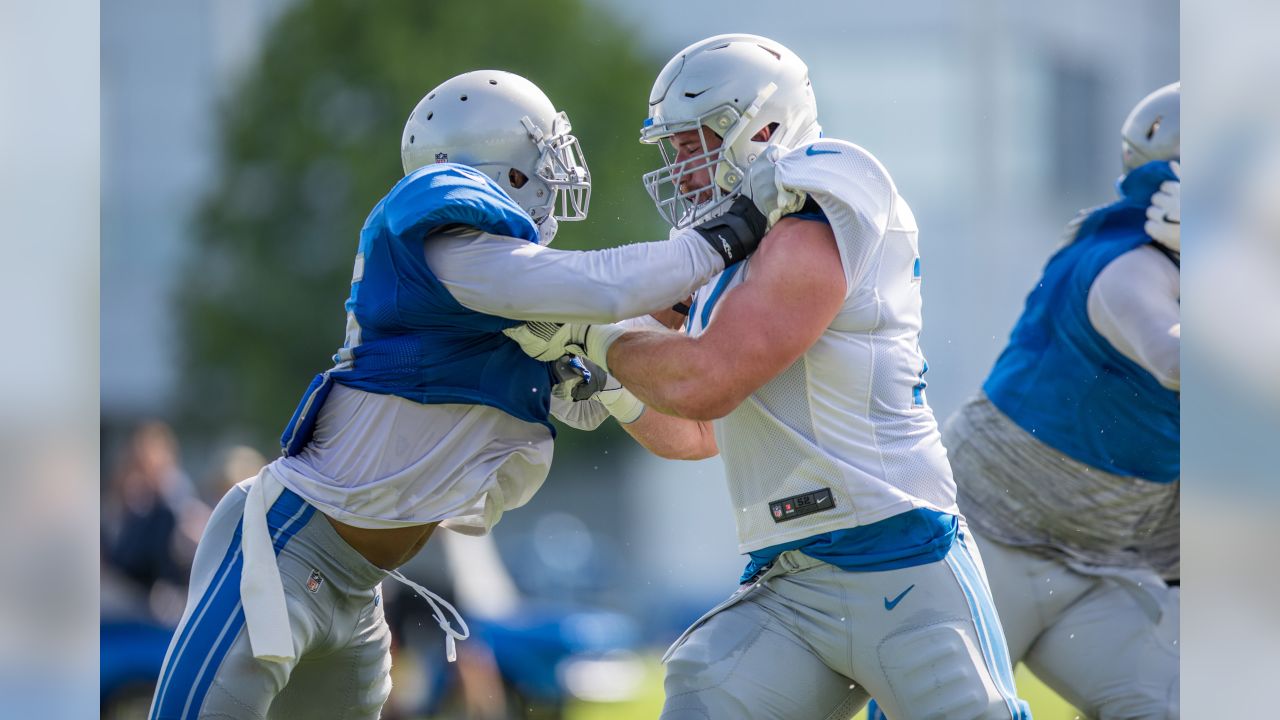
401, 71, 591, 241
525, 112, 591, 224
642, 109, 742, 228
640, 34, 820, 229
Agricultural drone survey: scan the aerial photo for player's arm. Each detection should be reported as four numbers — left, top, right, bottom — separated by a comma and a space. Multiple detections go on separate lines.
547, 360, 717, 458
1087, 244, 1181, 390
618, 408, 718, 460
549, 373, 717, 458
549, 314, 718, 458
548, 392, 612, 431
649, 296, 693, 330
422, 200, 762, 324
608, 217, 846, 420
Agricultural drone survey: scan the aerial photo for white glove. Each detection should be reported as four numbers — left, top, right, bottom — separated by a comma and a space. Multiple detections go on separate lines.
1145, 161, 1180, 252
597, 379, 645, 424
502, 321, 626, 371
745, 145, 807, 228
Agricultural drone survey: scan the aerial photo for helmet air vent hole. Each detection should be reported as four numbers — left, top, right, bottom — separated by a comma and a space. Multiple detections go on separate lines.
428, 93, 435, 99
409, 135, 415, 143
710, 43, 730, 51
426, 112, 433, 121
1147, 116, 1162, 141
489, 79, 498, 85
757, 45, 781, 61
460, 95, 468, 101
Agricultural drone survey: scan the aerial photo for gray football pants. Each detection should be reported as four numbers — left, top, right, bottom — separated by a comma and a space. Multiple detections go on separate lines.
971, 528, 1179, 719
148, 479, 392, 719
661, 529, 1031, 720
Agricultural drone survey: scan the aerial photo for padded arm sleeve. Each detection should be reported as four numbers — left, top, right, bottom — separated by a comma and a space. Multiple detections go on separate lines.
1087, 245, 1181, 390
423, 229, 724, 323
549, 393, 611, 431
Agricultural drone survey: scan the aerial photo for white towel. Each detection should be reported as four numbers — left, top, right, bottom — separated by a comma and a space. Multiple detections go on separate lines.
240, 469, 295, 663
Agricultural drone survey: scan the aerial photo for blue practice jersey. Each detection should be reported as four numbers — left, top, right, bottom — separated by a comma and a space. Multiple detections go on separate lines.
281, 164, 554, 455
983, 160, 1180, 482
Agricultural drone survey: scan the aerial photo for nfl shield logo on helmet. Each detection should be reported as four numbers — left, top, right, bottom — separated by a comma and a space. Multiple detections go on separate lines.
434, 152, 448, 163
306, 569, 324, 593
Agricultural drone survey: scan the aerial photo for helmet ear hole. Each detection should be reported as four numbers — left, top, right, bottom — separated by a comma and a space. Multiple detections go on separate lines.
509, 168, 529, 189
750, 122, 779, 143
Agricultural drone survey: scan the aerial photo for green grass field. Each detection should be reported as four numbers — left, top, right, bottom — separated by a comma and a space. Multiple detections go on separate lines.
567, 658, 1082, 720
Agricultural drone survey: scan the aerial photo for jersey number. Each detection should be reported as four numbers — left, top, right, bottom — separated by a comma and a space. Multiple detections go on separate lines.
334, 252, 365, 366
911, 357, 928, 408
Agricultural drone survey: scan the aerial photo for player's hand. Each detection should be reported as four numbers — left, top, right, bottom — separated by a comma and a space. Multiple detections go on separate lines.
504, 321, 585, 362
1145, 161, 1180, 252
744, 145, 806, 228
550, 355, 608, 401
690, 194, 768, 266
503, 321, 627, 370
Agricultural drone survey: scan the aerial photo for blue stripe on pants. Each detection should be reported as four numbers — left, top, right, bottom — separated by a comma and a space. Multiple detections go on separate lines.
150, 519, 247, 717
945, 537, 1028, 720
150, 489, 313, 719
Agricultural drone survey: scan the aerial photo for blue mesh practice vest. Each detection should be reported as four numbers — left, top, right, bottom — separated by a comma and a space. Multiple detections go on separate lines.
982, 160, 1180, 482
281, 164, 553, 455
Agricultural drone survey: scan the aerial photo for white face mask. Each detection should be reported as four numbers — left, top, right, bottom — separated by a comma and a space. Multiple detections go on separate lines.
535, 212, 559, 246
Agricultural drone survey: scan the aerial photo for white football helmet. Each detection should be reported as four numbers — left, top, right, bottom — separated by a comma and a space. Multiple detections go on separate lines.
401, 70, 590, 243
1121, 82, 1179, 173
640, 34, 821, 228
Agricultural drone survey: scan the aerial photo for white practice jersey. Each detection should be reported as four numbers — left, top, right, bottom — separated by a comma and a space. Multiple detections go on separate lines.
273, 226, 725, 534
685, 140, 957, 553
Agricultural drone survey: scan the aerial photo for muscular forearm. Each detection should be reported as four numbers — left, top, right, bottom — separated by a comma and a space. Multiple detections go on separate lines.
619, 407, 718, 460
606, 331, 740, 421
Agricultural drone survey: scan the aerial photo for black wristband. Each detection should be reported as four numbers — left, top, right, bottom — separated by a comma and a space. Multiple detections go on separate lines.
692, 195, 768, 265
671, 301, 691, 315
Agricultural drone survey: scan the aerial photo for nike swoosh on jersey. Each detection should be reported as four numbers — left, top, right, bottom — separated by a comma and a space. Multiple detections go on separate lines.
884, 584, 915, 611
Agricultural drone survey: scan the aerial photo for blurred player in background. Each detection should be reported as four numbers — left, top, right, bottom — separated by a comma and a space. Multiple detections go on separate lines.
506, 33, 1029, 720
932, 82, 1181, 719
148, 70, 770, 719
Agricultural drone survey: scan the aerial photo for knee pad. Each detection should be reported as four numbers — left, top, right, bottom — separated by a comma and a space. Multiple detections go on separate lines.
877, 620, 1025, 720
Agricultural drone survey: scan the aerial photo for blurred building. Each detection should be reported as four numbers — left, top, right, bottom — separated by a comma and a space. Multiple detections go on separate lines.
101, 0, 292, 421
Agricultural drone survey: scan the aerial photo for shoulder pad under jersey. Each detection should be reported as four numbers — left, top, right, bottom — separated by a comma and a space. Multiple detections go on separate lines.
383, 163, 539, 243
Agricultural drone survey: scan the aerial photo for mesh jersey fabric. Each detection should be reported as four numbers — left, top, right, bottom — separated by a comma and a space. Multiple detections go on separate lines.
688, 140, 956, 553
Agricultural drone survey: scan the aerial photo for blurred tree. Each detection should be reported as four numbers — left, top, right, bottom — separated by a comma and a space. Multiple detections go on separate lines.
178, 0, 662, 448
